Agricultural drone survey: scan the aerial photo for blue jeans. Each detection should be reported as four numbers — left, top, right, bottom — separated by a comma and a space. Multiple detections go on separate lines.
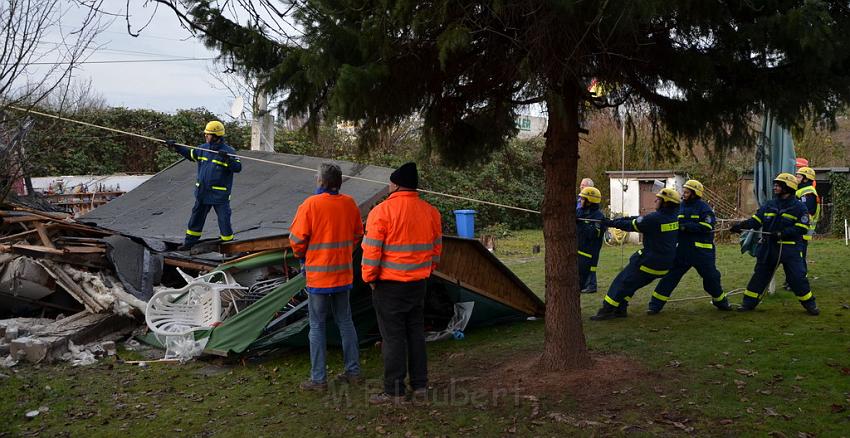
308, 290, 360, 383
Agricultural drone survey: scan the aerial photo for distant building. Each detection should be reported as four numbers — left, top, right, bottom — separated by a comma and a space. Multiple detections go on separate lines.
29, 174, 152, 217
515, 115, 547, 139
738, 166, 850, 233
605, 170, 686, 243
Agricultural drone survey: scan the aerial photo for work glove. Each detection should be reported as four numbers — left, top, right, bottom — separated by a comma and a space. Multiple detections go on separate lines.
164, 139, 177, 149
217, 150, 229, 161
729, 222, 743, 234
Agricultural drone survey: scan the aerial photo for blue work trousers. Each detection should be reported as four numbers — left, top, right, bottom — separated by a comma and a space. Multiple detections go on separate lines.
650, 249, 723, 311
603, 252, 664, 310
184, 200, 233, 245
743, 243, 814, 309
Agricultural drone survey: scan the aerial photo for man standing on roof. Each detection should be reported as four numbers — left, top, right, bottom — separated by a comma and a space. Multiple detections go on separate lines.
166, 121, 242, 250
795, 167, 820, 273
590, 187, 680, 320
648, 180, 733, 314
576, 186, 605, 293
730, 173, 819, 315
289, 163, 364, 391
361, 162, 442, 405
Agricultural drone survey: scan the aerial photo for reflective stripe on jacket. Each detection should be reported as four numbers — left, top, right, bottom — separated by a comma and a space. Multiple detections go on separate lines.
795, 183, 820, 239
737, 196, 809, 256
608, 206, 679, 275
289, 192, 364, 293
175, 141, 242, 205
676, 199, 716, 254
361, 190, 442, 283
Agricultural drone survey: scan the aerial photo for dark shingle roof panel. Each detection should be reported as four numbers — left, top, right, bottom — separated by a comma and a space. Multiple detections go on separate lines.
81, 151, 393, 243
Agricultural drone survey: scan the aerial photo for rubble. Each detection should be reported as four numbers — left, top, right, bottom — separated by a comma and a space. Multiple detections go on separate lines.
1, 204, 141, 365
2, 153, 546, 366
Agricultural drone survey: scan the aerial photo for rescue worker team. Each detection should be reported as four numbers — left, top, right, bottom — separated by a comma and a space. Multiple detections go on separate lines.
582, 172, 820, 320
167, 121, 820, 404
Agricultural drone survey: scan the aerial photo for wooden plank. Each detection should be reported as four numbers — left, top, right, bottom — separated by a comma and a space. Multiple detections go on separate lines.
2, 208, 71, 221
45, 222, 112, 236
36, 261, 102, 313
2, 215, 44, 224
432, 270, 537, 315
1, 243, 66, 256
219, 235, 291, 255
164, 257, 215, 272
0, 229, 38, 243
34, 223, 55, 249
62, 246, 106, 254
53, 236, 104, 244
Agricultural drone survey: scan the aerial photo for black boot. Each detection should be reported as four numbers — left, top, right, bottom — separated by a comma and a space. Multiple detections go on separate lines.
712, 297, 733, 311
801, 299, 820, 316
176, 242, 196, 251
737, 304, 755, 312
591, 302, 627, 321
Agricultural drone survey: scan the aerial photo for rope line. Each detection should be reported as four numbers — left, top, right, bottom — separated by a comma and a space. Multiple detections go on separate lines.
666, 287, 745, 303
9, 105, 541, 214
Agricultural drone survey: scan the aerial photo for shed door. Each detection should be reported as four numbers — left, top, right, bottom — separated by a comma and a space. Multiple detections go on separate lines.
639, 180, 664, 216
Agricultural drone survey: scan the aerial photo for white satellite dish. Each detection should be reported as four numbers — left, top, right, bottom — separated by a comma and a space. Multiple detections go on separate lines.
229, 96, 245, 119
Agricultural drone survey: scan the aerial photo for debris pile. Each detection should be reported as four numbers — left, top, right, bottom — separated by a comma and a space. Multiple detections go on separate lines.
1, 152, 545, 366
0, 204, 139, 365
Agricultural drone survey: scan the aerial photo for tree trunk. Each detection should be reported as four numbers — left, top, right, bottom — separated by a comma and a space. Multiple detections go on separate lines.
537, 87, 592, 370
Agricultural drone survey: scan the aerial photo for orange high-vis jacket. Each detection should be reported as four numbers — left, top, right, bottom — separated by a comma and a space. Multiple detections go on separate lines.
361, 190, 442, 283
289, 192, 364, 293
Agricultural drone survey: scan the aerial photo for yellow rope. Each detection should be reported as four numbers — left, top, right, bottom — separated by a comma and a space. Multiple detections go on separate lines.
10, 105, 541, 214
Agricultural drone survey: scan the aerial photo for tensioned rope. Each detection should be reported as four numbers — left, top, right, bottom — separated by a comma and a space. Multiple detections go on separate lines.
8, 105, 540, 214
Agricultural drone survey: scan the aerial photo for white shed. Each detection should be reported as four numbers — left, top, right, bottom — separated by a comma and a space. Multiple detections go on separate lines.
605, 170, 686, 243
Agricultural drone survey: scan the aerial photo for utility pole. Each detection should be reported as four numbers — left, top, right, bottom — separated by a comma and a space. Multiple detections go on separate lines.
251, 89, 275, 152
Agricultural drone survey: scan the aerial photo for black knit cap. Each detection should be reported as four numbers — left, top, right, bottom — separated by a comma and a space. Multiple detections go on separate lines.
390, 162, 418, 189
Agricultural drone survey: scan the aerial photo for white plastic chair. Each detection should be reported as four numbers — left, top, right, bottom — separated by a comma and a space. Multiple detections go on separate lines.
145, 270, 246, 337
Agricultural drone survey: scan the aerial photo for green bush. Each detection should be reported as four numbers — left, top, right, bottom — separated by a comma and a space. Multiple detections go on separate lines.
24, 107, 249, 177
830, 172, 850, 236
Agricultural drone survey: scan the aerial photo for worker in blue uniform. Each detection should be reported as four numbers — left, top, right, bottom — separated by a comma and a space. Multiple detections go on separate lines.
729, 173, 819, 315
590, 187, 680, 321
795, 167, 820, 273
166, 120, 242, 250
576, 187, 606, 293
576, 178, 598, 292
648, 180, 732, 313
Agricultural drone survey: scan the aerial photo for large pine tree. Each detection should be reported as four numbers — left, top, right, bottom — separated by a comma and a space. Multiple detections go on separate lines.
160, 0, 850, 370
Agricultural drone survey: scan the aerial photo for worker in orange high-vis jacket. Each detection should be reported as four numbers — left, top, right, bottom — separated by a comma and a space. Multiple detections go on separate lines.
362, 162, 442, 405
289, 163, 364, 391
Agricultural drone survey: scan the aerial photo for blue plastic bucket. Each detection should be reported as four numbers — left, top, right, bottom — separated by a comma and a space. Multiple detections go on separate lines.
453, 209, 477, 238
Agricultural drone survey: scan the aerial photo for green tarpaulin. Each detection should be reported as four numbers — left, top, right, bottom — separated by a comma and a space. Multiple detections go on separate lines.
143, 248, 533, 356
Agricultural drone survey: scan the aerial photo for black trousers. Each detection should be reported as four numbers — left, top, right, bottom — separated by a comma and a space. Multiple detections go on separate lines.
372, 279, 428, 396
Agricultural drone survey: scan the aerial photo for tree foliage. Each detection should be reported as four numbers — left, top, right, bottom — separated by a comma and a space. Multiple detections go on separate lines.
24, 107, 250, 177
159, 0, 850, 370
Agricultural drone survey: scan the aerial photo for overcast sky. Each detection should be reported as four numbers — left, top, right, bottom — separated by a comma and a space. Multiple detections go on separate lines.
59, 2, 239, 118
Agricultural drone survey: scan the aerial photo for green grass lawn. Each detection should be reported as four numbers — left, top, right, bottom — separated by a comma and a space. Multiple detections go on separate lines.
2, 231, 849, 437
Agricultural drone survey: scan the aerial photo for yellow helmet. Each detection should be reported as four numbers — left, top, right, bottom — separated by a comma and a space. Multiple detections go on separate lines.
774, 173, 798, 191
204, 120, 225, 137
579, 187, 602, 204
656, 187, 681, 204
796, 166, 816, 181
683, 179, 704, 198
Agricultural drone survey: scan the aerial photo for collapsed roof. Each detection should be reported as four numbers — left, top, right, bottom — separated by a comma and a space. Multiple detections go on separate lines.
80, 151, 395, 244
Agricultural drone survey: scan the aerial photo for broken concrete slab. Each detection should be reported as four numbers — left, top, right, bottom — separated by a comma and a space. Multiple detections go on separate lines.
2, 312, 136, 364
